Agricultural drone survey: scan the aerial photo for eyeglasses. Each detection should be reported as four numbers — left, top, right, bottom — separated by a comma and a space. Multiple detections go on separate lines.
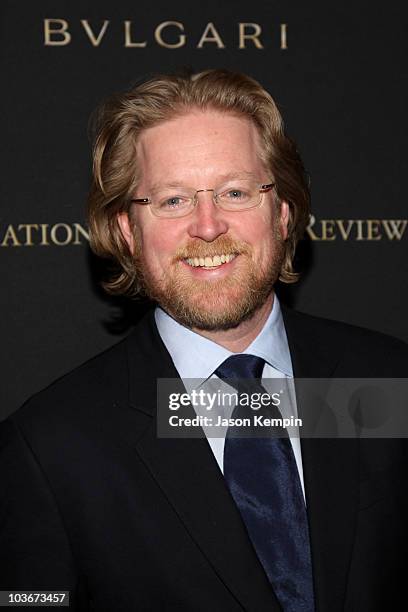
130, 180, 275, 219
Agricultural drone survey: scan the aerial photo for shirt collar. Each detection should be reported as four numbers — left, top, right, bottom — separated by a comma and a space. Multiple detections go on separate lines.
154, 296, 293, 384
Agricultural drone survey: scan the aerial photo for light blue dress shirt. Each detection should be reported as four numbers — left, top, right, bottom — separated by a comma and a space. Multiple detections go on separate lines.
155, 297, 305, 496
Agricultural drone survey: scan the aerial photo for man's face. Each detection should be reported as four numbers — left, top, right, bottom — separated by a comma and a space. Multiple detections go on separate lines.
118, 109, 289, 331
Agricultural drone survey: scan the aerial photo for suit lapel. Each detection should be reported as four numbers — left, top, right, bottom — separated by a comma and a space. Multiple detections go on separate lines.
124, 312, 282, 612
282, 307, 359, 612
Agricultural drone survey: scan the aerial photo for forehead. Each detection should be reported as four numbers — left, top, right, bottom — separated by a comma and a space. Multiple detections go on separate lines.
136, 109, 266, 187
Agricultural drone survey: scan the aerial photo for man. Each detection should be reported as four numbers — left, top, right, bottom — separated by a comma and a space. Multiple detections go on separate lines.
1, 69, 407, 611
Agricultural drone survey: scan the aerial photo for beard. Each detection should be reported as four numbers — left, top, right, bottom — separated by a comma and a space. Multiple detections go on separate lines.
132, 231, 285, 332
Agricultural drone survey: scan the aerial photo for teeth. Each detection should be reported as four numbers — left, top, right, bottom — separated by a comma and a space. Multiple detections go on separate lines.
184, 254, 236, 268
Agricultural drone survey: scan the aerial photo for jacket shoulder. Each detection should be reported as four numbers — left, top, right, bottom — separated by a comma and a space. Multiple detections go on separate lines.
282, 307, 408, 377
10, 334, 131, 434
287, 307, 406, 345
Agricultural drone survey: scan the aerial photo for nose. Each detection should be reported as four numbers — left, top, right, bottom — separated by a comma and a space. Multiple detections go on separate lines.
186, 191, 229, 242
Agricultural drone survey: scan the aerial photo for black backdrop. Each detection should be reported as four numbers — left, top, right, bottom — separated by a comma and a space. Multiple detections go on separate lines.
1, 1, 407, 419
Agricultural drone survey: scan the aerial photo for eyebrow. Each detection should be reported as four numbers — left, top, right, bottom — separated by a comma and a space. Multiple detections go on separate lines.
147, 171, 260, 193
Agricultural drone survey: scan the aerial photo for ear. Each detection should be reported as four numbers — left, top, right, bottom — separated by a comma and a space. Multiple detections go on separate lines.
279, 200, 290, 241
117, 212, 135, 254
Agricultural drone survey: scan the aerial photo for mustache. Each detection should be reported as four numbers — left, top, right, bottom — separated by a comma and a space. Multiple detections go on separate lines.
173, 236, 251, 261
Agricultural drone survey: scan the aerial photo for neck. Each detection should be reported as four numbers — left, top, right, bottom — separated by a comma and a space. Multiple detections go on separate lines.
193, 293, 274, 353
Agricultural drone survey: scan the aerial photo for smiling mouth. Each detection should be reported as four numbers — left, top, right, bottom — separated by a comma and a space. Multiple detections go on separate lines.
184, 253, 237, 269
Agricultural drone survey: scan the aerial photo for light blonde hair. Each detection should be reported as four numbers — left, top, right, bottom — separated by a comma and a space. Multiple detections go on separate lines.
88, 69, 310, 296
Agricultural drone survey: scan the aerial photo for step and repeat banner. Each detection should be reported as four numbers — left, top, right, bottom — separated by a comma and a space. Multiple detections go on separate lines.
1, 1, 407, 418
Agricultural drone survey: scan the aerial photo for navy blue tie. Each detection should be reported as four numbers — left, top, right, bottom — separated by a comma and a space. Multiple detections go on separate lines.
216, 354, 315, 612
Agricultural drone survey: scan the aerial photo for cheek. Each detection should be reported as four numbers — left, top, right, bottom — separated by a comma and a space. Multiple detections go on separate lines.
243, 214, 275, 253
252, 222, 280, 264
139, 225, 181, 269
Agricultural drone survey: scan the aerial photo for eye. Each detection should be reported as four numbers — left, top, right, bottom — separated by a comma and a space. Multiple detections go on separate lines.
167, 197, 182, 207
219, 187, 251, 203
159, 196, 188, 209
227, 189, 244, 199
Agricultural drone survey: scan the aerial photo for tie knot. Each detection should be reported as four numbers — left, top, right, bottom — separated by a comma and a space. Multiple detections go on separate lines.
215, 354, 265, 381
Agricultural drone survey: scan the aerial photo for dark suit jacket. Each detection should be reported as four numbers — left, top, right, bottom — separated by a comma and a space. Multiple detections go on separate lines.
1, 307, 407, 611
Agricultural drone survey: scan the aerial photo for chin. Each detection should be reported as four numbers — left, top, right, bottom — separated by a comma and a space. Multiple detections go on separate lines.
137, 251, 282, 331
185, 307, 262, 332
162, 282, 273, 331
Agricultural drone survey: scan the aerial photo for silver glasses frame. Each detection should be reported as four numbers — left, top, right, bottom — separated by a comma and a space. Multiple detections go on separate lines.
130, 182, 275, 218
